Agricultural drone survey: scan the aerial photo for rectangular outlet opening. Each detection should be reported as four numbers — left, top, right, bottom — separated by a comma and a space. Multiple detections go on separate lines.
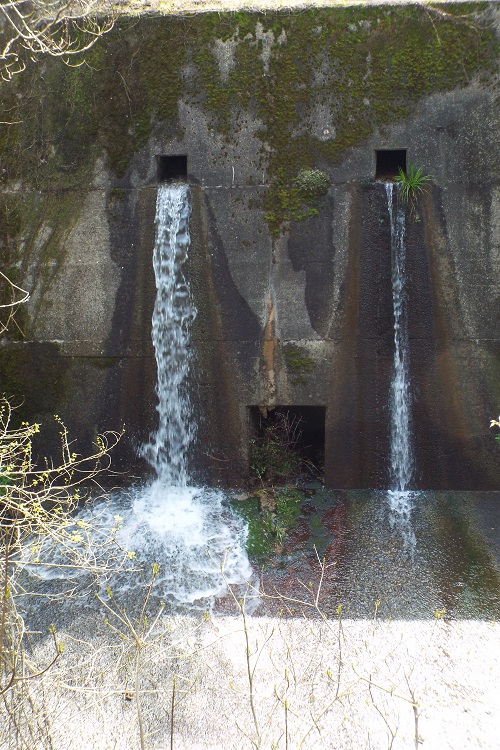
248, 405, 325, 484
375, 149, 407, 181
157, 155, 188, 182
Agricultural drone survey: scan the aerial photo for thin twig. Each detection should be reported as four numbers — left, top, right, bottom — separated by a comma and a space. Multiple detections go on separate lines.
170, 677, 176, 750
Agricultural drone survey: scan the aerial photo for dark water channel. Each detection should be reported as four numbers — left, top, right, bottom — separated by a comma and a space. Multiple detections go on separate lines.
232, 488, 500, 620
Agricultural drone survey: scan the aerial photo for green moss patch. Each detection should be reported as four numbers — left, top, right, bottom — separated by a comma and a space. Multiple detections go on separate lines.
231, 487, 303, 557
284, 344, 315, 385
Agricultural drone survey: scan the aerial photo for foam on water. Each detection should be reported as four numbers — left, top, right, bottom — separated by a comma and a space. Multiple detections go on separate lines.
116, 482, 251, 603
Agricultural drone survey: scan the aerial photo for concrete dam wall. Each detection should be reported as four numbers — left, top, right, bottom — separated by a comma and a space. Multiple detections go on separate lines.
0, 3, 499, 489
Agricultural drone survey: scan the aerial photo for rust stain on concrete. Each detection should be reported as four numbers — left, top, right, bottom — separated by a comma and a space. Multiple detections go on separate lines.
262, 291, 277, 404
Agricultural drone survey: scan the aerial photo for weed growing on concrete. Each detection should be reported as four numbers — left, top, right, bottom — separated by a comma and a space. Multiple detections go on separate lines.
395, 164, 431, 217
250, 412, 303, 486
295, 168, 330, 196
260, 487, 302, 547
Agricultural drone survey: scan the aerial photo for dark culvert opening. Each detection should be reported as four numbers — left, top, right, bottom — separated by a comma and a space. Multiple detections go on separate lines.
248, 406, 325, 484
375, 149, 407, 181
157, 155, 188, 182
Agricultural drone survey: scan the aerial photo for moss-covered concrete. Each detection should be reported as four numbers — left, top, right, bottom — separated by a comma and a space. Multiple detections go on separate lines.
1, 5, 497, 208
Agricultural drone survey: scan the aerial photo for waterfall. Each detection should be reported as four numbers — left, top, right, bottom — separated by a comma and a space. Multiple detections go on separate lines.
141, 182, 195, 485
115, 180, 252, 604
34, 183, 253, 606
386, 183, 413, 491
385, 183, 416, 547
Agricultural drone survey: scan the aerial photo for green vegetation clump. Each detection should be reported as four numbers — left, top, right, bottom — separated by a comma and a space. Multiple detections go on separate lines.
275, 486, 303, 528
263, 169, 331, 234
261, 487, 303, 545
250, 411, 303, 485
395, 164, 431, 217
232, 487, 303, 556
295, 168, 330, 196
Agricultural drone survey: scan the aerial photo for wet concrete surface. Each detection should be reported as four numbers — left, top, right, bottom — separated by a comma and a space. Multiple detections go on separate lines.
232, 489, 500, 620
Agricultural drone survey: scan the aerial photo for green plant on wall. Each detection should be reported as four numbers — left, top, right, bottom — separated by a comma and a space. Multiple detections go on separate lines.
395, 164, 431, 217
295, 168, 330, 197
250, 411, 303, 485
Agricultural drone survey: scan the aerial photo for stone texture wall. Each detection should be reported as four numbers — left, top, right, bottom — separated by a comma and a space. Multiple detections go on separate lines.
0, 4, 499, 487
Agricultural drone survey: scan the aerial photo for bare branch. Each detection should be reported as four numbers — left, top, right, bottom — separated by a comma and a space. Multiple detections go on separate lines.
0, 0, 117, 80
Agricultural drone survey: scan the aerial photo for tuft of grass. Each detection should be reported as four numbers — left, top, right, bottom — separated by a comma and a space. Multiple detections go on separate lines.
395, 164, 431, 204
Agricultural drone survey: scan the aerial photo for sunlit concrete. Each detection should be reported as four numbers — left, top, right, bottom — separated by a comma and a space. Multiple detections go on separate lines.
13, 613, 499, 750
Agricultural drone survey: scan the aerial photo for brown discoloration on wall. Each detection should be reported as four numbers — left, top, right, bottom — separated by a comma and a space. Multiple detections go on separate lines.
189, 186, 254, 485
261, 292, 277, 405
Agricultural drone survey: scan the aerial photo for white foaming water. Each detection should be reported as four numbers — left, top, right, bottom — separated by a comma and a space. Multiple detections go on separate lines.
385, 183, 416, 549
117, 484, 249, 604
141, 183, 195, 484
